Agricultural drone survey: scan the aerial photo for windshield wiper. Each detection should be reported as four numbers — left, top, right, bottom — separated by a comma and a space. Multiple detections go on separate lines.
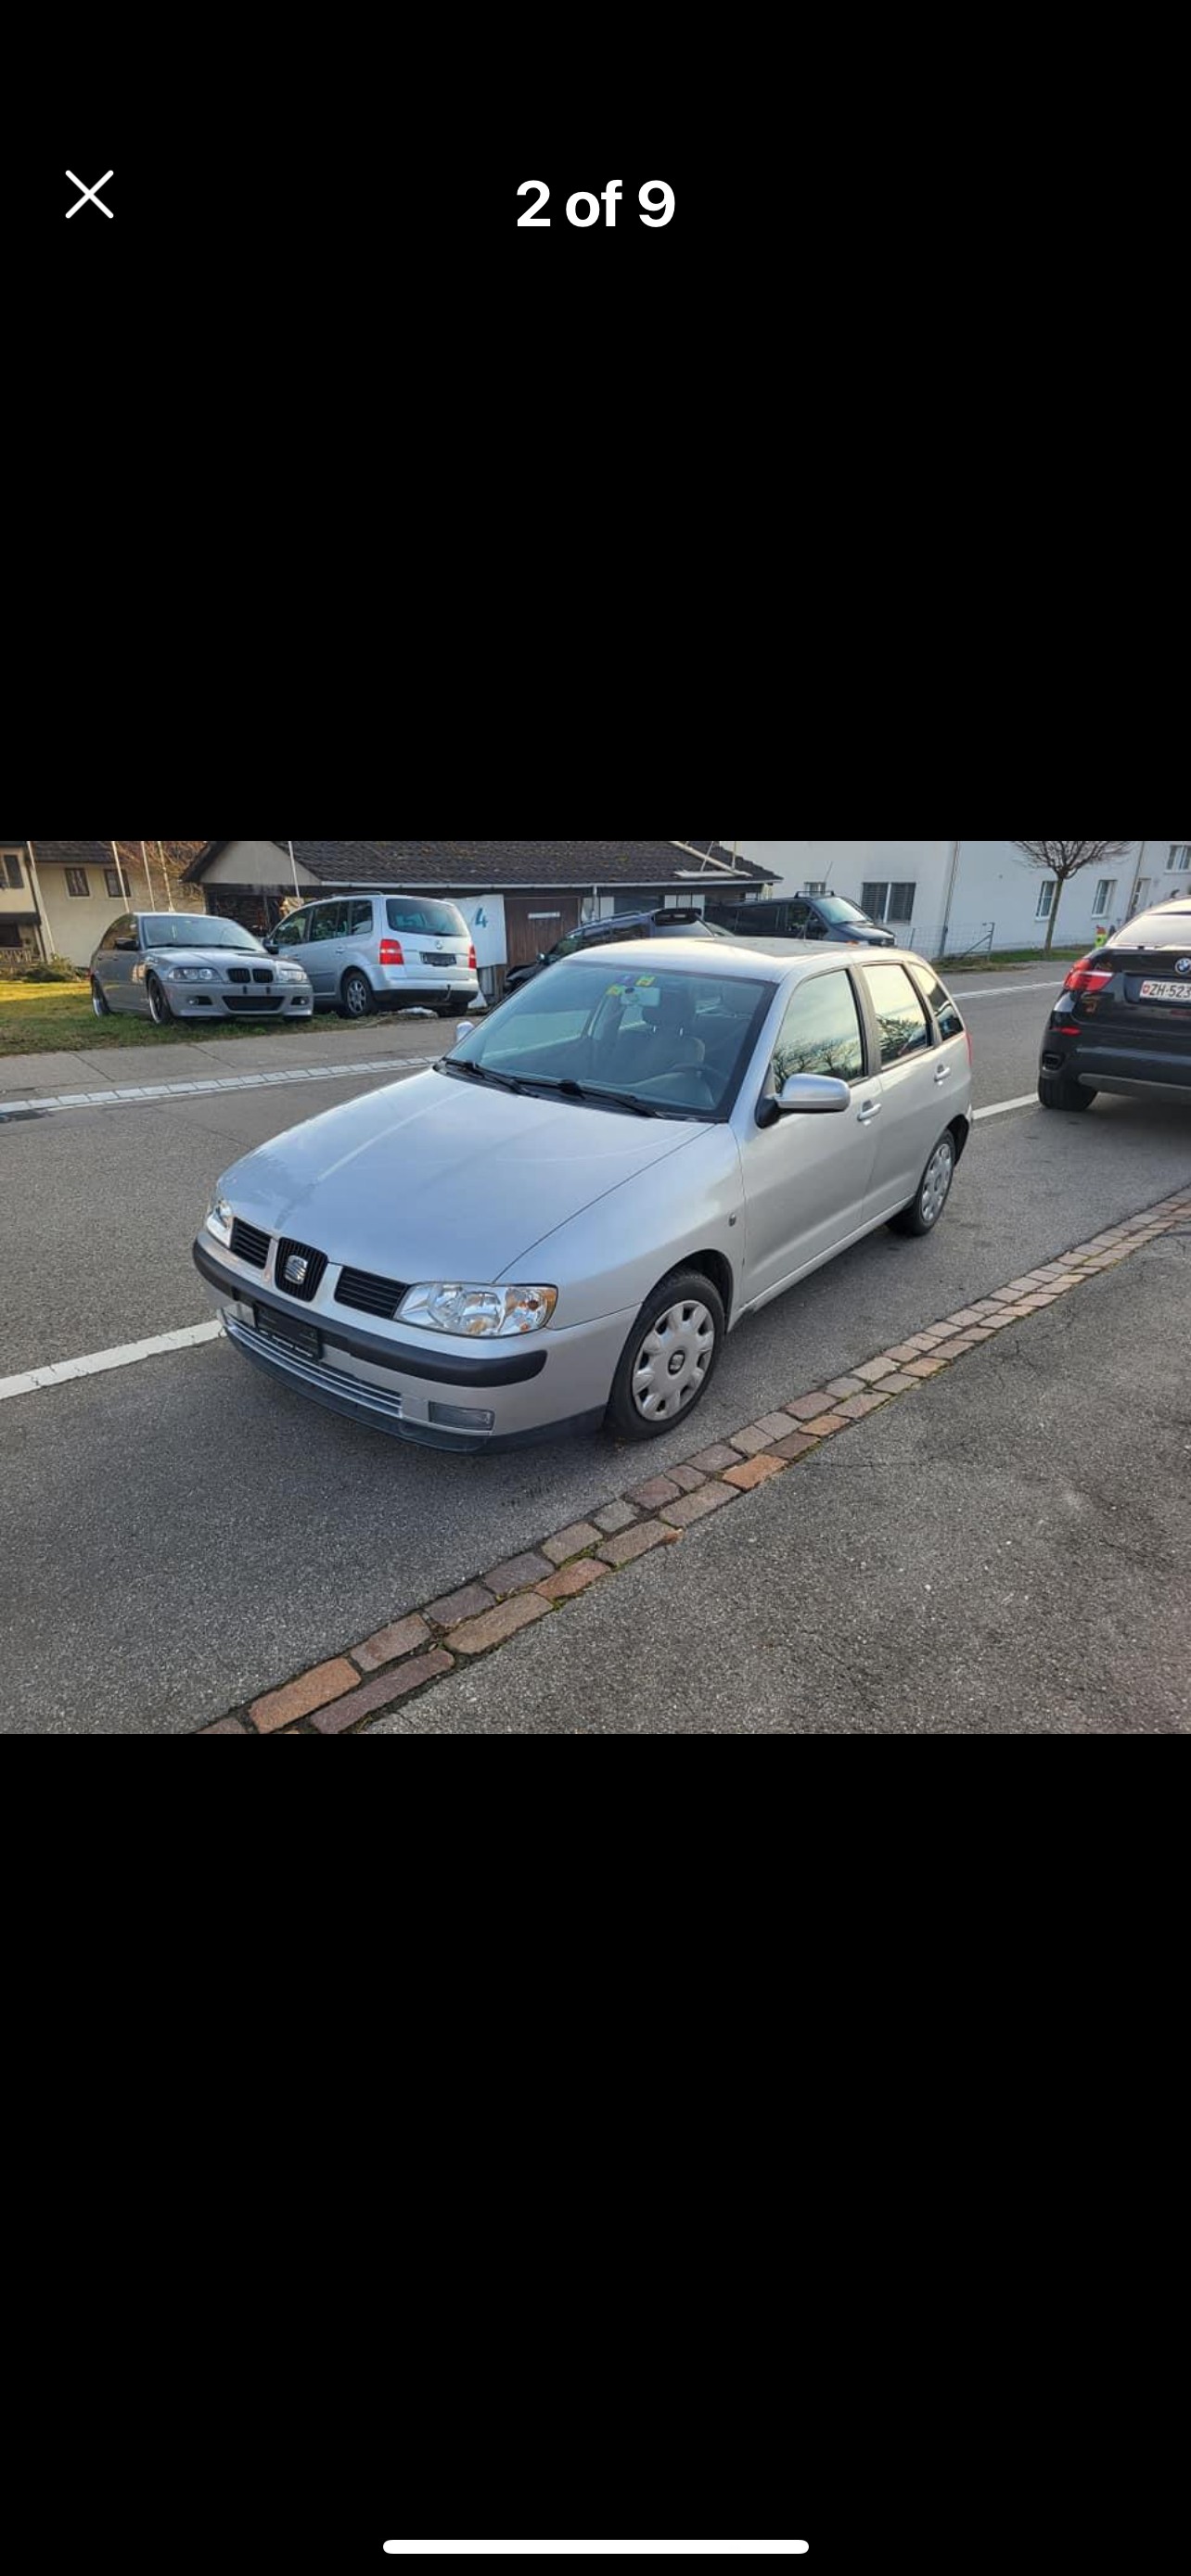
440, 1058, 527, 1095
523, 1076, 662, 1118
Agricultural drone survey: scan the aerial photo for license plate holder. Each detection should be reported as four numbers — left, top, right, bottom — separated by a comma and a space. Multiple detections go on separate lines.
256, 1305, 321, 1361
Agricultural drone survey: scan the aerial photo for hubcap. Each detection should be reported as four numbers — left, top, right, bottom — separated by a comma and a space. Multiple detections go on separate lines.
632, 1298, 715, 1420
920, 1141, 954, 1225
347, 980, 366, 1014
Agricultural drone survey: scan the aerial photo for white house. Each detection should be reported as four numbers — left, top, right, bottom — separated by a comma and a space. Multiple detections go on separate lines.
724, 841, 1191, 959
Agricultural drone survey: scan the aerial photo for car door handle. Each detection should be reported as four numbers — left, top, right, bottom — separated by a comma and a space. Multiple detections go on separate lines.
933, 1063, 952, 1083
856, 1098, 882, 1122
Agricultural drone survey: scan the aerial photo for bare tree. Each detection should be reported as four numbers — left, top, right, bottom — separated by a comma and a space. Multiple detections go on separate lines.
1013, 841, 1133, 955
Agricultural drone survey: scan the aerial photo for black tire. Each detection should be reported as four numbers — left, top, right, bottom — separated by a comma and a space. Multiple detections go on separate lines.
606, 1268, 725, 1442
434, 1000, 459, 1018
888, 1130, 957, 1237
1038, 1073, 1096, 1112
339, 969, 374, 1021
147, 974, 173, 1027
90, 976, 111, 1017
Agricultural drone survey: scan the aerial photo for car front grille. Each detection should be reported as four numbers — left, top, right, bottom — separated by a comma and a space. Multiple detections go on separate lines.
335, 1264, 411, 1320
223, 995, 284, 1012
225, 1316, 404, 1422
226, 967, 250, 984
275, 1238, 327, 1301
230, 1217, 271, 1269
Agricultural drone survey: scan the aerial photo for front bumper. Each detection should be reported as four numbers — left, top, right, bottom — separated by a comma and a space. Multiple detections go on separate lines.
193, 1235, 627, 1451
168, 985, 313, 1019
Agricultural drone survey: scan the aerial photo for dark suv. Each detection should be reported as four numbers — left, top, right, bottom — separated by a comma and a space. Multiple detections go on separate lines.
1038, 899, 1191, 1111
704, 894, 896, 947
503, 906, 730, 995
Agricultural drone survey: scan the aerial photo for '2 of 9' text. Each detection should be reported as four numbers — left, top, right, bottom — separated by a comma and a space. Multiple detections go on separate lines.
517, 182, 674, 227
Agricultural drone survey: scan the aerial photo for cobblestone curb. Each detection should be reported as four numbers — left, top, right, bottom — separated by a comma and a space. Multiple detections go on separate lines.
198, 1188, 1191, 1733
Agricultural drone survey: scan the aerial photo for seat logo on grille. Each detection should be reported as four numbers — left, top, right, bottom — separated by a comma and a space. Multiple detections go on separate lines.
284, 1255, 309, 1287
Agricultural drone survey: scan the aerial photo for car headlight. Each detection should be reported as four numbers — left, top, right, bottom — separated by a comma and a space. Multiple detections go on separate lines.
206, 1196, 235, 1246
276, 964, 307, 984
165, 964, 216, 981
398, 1282, 557, 1337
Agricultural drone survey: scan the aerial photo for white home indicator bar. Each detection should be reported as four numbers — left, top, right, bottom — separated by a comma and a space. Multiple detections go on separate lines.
382, 2548, 809, 2558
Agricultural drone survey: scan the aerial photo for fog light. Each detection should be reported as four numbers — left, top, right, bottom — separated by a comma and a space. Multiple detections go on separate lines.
428, 1402, 496, 1432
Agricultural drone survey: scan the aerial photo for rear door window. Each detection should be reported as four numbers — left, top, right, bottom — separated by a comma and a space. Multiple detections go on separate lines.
863, 963, 933, 1065
348, 900, 373, 935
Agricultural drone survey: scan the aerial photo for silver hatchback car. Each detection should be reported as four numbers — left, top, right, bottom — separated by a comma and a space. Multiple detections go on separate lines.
266, 889, 480, 1020
194, 940, 972, 1452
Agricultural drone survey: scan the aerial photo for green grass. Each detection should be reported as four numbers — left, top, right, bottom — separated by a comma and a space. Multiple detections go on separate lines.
0, 980, 329, 1058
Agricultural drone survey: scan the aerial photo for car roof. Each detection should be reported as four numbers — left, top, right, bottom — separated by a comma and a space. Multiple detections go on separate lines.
555, 936, 932, 984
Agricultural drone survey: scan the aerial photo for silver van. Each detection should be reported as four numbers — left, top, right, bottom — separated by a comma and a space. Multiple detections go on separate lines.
267, 890, 480, 1020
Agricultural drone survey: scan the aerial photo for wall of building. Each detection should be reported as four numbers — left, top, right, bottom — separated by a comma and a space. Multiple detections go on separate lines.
728, 840, 1181, 956
198, 841, 320, 889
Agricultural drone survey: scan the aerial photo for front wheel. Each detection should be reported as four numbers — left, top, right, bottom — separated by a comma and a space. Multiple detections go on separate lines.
91, 977, 111, 1017
889, 1131, 956, 1237
1038, 1073, 1095, 1112
147, 975, 173, 1026
339, 970, 374, 1020
606, 1268, 725, 1442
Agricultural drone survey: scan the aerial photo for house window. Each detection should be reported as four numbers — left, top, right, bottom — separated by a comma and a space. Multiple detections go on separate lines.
1093, 878, 1118, 916
104, 866, 127, 899
861, 881, 916, 925
2, 851, 24, 889
1168, 845, 1191, 872
65, 867, 90, 898
1035, 881, 1057, 920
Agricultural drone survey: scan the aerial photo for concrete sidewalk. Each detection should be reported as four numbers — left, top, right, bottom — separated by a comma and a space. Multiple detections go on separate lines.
364, 1234, 1191, 1736
0, 1014, 448, 1101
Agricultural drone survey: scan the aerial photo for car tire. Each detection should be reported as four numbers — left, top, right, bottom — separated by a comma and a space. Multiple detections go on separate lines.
90, 977, 111, 1016
606, 1267, 725, 1442
147, 974, 173, 1026
339, 970, 374, 1021
888, 1130, 957, 1237
1038, 1073, 1096, 1112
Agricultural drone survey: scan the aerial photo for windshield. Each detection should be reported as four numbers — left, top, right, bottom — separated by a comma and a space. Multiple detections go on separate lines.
141, 916, 261, 951
816, 896, 871, 925
447, 962, 773, 1117
385, 898, 468, 937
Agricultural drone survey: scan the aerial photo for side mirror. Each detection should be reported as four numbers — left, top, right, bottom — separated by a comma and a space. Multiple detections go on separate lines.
455, 1022, 471, 1044
263, 936, 277, 953
776, 1073, 851, 1115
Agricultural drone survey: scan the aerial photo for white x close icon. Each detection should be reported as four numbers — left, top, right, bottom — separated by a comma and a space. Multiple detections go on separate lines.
66, 170, 114, 220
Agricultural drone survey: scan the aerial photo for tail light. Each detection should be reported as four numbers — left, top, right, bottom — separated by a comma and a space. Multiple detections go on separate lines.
1062, 964, 1114, 994
467, 944, 477, 971
378, 937, 404, 966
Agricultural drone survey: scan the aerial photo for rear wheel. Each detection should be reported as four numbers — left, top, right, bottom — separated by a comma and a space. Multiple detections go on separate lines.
606, 1268, 724, 1442
889, 1131, 956, 1237
339, 969, 374, 1020
90, 977, 111, 1016
147, 975, 173, 1026
1038, 1072, 1096, 1111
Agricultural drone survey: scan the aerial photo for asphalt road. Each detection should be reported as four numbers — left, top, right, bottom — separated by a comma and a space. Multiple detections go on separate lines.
4, 968, 1190, 1733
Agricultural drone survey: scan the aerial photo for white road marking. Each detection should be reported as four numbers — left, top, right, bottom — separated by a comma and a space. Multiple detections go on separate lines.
0, 1320, 223, 1404
0, 1054, 430, 1120
974, 1092, 1039, 1120
951, 979, 1061, 1001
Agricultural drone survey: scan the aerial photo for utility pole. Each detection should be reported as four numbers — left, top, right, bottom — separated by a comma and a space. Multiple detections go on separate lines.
939, 840, 962, 958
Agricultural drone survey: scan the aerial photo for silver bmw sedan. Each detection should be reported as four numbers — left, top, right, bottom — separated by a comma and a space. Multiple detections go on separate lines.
90, 912, 314, 1025
194, 940, 972, 1452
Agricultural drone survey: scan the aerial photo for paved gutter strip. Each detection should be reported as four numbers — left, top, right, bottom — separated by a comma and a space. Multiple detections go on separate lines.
0, 1053, 431, 1119
194, 1183, 1191, 1735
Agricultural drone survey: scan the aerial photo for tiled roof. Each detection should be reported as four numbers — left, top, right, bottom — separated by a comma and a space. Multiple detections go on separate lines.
28, 840, 120, 867
185, 839, 774, 888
